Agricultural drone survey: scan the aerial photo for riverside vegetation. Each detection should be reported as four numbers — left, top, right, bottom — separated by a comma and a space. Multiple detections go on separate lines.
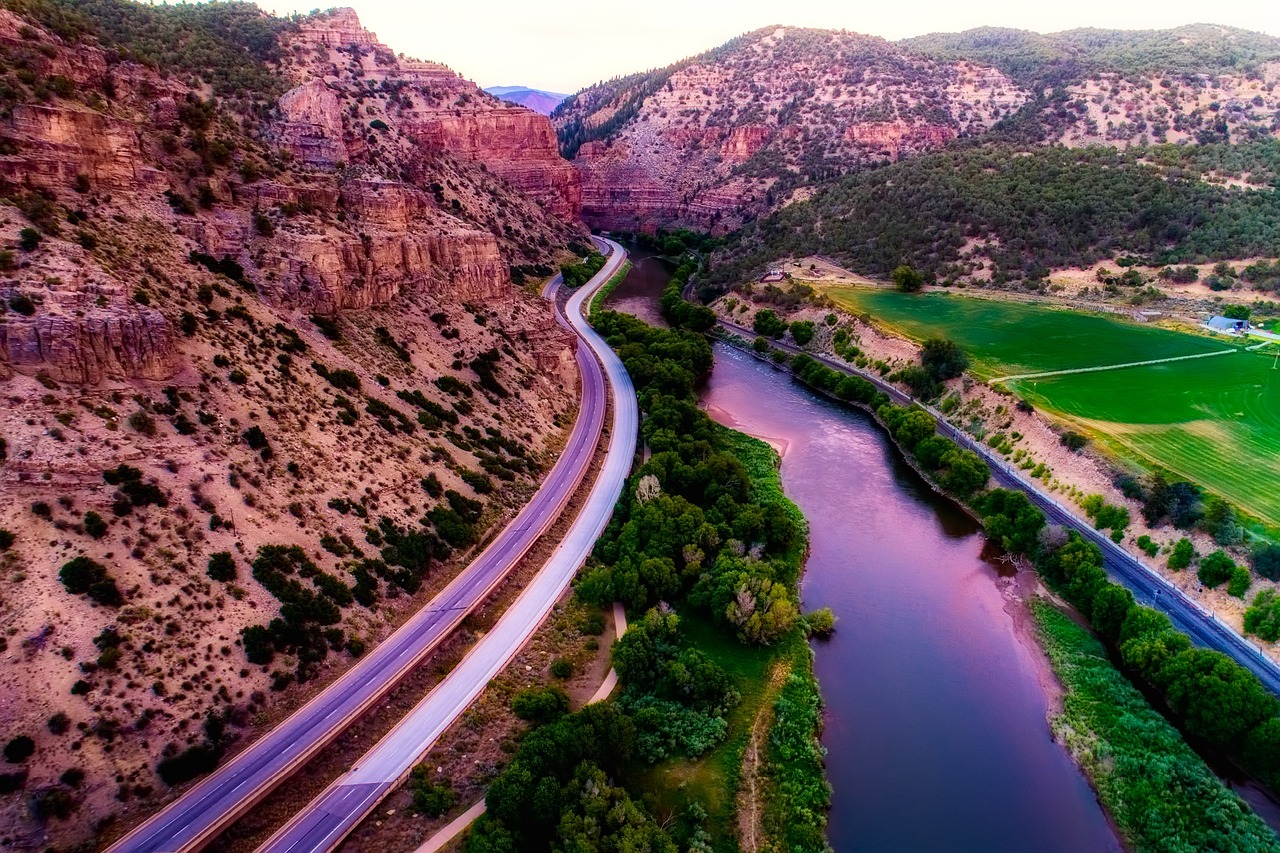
741, 328, 1280, 850
468, 293, 829, 851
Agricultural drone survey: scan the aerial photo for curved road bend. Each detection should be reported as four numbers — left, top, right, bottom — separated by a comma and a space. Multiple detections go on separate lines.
716, 319, 1280, 697
254, 238, 637, 852
109, 242, 635, 853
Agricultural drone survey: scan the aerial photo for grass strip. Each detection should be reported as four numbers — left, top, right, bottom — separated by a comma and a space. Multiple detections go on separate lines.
1032, 601, 1279, 853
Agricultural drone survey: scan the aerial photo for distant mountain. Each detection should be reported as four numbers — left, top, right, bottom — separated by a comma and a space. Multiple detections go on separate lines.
485, 85, 569, 115
554, 22, 1280, 235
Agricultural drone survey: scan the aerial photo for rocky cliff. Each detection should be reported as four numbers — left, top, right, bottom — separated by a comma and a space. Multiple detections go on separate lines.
558, 23, 1280, 235
0, 5, 583, 846
0, 5, 584, 384
275, 9, 581, 219
555, 27, 1026, 233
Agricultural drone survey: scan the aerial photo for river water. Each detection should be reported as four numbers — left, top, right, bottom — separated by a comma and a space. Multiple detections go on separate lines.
603, 260, 1120, 850
703, 345, 1119, 852
602, 243, 673, 327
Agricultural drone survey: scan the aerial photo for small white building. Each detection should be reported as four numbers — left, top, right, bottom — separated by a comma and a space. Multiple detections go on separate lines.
1202, 315, 1250, 334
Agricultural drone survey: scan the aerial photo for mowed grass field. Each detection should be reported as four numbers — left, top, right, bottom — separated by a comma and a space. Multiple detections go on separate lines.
823, 286, 1226, 378
1011, 350, 1280, 525
821, 285, 1280, 525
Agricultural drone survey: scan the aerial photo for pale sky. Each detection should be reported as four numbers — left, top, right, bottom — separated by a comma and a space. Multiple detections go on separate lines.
257, 0, 1280, 94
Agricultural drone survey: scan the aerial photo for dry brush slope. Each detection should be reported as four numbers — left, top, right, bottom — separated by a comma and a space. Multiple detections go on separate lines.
554, 25, 1026, 234
0, 4, 588, 847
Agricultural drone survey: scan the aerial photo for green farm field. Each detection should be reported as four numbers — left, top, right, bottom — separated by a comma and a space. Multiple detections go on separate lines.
821, 285, 1280, 524
823, 286, 1227, 378
1010, 349, 1280, 525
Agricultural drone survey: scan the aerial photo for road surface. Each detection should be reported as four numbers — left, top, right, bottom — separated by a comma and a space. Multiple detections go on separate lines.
716, 319, 1280, 697
108, 241, 635, 853
253, 237, 636, 852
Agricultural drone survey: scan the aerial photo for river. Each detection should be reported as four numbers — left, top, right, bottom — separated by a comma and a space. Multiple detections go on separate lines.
603, 257, 1120, 850
704, 345, 1119, 852
601, 242, 673, 327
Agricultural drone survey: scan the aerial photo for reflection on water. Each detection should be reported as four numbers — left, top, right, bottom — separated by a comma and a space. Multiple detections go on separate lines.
704, 345, 1120, 853
602, 243, 673, 327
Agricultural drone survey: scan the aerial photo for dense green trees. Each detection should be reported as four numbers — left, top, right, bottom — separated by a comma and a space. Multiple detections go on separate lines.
904, 24, 1280, 88
713, 141, 1280, 288
469, 703, 671, 851
14, 0, 298, 98
965, 490, 1280, 789
560, 249, 607, 288
579, 311, 804, 640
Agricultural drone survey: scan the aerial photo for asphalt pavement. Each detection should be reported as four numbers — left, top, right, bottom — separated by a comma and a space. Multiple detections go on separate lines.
108, 242, 636, 853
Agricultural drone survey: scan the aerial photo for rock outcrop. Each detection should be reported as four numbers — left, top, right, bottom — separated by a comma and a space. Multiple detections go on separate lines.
556, 26, 1027, 233
0, 303, 177, 384
0, 6, 585, 383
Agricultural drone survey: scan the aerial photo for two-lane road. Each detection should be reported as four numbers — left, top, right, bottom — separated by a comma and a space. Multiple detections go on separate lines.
110, 241, 635, 853
254, 237, 636, 852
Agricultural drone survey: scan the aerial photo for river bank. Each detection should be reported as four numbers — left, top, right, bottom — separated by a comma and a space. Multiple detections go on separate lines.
701, 342, 1120, 850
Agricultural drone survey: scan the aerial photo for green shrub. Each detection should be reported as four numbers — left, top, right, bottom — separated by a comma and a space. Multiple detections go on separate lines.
1253, 543, 1280, 581
1168, 537, 1194, 570
550, 658, 572, 679
510, 685, 570, 724
0, 529, 14, 550
789, 320, 815, 346
82, 511, 107, 539
8, 293, 35, 315
752, 308, 787, 338
207, 551, 236, 582
58, 557, 122, 606
157, 744, 221, 787
1197, 550, 1236, 588
1245, 590, 1280, 642
1228, 566, 1252, 599
805, 607, 836, 637
409, 769, 454, 817
578, 612, 605, 636
3, 736, 35, 763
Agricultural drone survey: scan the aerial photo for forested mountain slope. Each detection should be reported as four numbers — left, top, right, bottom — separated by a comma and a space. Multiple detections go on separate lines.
557, 22, 1280, 235
0, 2, 587, 844
709, 140, 1280, 289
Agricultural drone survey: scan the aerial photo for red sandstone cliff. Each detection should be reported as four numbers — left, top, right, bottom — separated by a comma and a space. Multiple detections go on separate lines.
0, 7, 584, 384
556, 27, 1026, 233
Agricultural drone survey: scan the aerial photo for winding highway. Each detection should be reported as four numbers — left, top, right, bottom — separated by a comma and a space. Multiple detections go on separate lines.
254, 238, 636, 852
716, 318, 1280, 697
108, 240, 636, 853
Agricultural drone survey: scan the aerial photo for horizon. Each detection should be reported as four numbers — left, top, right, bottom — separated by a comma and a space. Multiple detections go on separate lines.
253, 0, 1280, 93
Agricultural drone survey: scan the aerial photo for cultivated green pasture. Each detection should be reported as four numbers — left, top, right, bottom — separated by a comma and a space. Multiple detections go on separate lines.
823, 286, 1226, 378
820, 285, 1280, 524
1010, 349, 1280, 525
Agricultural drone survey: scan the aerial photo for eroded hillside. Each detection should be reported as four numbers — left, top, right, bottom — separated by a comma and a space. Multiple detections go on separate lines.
0, 2, 586, 845
557, 22, 1280, 237
554, 26, 1026, 233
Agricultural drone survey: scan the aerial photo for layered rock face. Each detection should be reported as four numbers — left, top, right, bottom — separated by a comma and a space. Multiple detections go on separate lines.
556, 27, 1026, 233
0, 7, 584, 384
274, 9, 581, 219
